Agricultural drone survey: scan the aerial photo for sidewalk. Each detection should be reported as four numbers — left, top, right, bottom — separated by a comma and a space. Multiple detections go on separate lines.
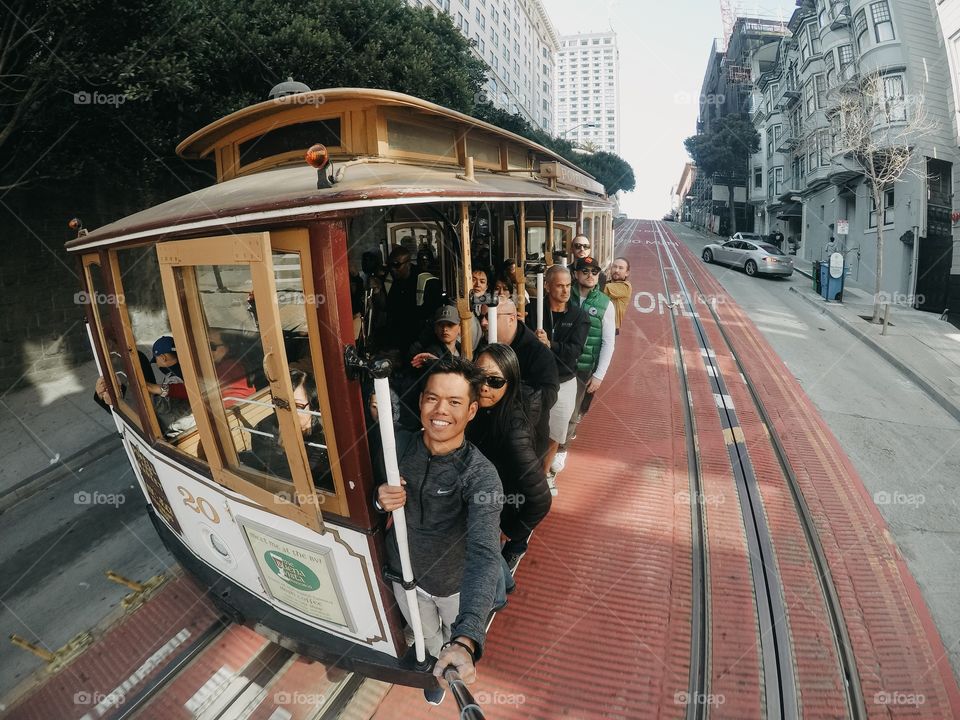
791, 279, 960, 425
0, 360, 120, 512
676, 222, 960, 425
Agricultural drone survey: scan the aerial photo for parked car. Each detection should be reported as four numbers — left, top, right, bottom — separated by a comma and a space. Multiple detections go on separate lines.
701, 233, 794, 277
662, 212, 676, 221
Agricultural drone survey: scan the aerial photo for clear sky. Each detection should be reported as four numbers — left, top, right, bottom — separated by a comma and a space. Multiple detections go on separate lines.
543, 0, 796, 219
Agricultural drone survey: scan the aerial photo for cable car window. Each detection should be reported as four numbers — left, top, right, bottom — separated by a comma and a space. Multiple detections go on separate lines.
238, 119, 341, 167
83, 258, 144, 432
113, 246, 199, 450
181, 263, 294, 485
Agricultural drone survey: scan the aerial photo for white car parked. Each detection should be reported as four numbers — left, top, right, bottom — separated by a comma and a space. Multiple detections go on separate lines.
701, 232, 794, 277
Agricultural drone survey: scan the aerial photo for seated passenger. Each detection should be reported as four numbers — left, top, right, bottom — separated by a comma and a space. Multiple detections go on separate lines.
208, 329, 257, 407
146, 336, 195, 436
376, 356, 502, 692
245, 369, 333, 492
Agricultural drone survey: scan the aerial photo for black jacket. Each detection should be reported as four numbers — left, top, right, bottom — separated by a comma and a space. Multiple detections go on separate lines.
467, 403, 552, 541
525, 300, 590, 382
508, 322, 559, 428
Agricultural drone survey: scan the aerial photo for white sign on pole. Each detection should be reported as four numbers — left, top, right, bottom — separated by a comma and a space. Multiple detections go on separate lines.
836, 219, 849, 235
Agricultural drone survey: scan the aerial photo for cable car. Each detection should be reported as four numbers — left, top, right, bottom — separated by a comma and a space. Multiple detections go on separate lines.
67, 87, 613, 688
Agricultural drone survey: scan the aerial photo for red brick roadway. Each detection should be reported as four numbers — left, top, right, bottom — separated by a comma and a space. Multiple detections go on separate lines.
372, 219, 960, 719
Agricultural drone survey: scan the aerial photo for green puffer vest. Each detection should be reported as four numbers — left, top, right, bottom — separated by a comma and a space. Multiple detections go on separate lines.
571, 287, 611, 373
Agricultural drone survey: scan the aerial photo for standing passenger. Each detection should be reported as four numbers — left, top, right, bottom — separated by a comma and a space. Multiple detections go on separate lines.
603, 257, 632, 335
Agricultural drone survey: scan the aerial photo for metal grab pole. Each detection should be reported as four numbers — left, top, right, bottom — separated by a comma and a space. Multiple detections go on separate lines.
87, 322, 124, 436
536, 272, 544, 332
487, 303, 497, 345
373, 376, 427, 666
442, 667, 486, 720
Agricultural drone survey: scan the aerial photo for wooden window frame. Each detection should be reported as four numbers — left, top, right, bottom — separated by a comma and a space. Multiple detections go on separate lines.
156, 231, 334, 531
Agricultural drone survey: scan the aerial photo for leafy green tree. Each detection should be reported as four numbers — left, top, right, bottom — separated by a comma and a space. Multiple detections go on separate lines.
472, 102, 635, 196
684, 114, 759, 234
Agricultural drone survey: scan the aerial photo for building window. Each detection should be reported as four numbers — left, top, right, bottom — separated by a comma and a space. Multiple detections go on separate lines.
815, 74, 826, 108
871, 1, 894, 42
824, 51, 836, 88
854, 9, 868, 52
808, 24, 821, 55
882, 74, 906, 121
838, 44, 853, 70
804, 79, 816, 116
774, 166, 784, 195
869, 187, 895, 227
819, 129, 831, 165
754, 166, 763, 189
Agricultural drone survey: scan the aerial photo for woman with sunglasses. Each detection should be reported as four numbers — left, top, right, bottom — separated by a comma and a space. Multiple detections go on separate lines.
467, 344, 553, 586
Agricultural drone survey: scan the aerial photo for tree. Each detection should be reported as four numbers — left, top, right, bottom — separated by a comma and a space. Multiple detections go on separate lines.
684, 114, 760, 235
472, 102, 635, 196
0, 0, 488, 192
832, 73, 936, 322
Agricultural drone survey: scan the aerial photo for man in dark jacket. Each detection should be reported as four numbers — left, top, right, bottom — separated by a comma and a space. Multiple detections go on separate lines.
383, 245, 421, 353
526, 265, 590, 478
377, 356, 502, 696
491, 299, 559, 458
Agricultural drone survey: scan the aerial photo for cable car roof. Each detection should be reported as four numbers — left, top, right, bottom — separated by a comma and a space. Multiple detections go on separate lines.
66, 160, 610, 251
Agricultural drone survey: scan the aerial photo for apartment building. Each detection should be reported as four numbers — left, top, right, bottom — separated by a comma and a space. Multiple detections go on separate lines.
749, 0, 958, 311
689, 18, 787, 234
555, 31, 620, 153
409, 0, 560, 133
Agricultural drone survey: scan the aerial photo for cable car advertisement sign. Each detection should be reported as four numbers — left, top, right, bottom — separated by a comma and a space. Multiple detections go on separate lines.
242, 520, 354, 631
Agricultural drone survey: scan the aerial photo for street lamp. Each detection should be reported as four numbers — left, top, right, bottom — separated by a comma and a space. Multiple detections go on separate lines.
560, 121, 598, 137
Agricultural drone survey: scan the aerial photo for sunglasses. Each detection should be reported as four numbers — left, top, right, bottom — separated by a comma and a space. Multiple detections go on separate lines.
573, 243, 590, 250
579, 267, 601, 275
483, 375, 507, 389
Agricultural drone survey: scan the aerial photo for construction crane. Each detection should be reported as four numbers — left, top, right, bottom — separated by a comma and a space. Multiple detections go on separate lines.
720, 0, 736, 51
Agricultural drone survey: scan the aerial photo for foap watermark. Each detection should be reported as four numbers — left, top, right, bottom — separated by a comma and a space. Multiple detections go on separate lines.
474, 491, 526, 507
272, 92, 326, 107
75, 290, 124, 306
275, 490, 324, 507
74, 91, 127, 107
675, 491, 725, 507
874, 690, 925, 707
274, 690, 327, 705
633, 291, 725, 316
75, 490, 126, 507
73, 689, 126, 709
672, 91, 726, 106
674, 691, 725, 706
473, 690, 526, 706
873, 491, 925, 507
277, 291, 326, 306
874, 291, 925, 306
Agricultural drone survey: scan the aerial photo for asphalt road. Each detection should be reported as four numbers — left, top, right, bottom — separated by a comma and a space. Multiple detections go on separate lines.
0, 446, 173, 704
669, 221, 960, 683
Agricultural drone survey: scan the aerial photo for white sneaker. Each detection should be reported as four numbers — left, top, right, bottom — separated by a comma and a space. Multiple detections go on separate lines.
550, 450, 567, 475
547, 474, 558, 497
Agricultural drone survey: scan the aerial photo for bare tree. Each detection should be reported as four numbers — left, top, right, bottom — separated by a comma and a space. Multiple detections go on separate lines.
831, 73, 936, 322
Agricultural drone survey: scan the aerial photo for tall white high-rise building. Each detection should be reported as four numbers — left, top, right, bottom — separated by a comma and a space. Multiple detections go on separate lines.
555, 31, 620, 153
408, 0, 559, 133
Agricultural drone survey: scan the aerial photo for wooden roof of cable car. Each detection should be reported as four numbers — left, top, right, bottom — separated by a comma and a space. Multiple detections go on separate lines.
66, 88, 608, 251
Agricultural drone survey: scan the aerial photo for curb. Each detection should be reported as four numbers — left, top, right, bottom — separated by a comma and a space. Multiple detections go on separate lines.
789, 286, 960, 425
0, 434, 123, 514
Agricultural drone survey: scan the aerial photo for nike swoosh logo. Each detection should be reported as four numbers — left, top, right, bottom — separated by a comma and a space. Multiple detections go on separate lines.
436, 488, 456, 496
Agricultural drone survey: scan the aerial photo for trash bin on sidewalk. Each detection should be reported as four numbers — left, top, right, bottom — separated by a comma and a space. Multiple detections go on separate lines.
823, 254, 845, 302
813, 261, 822, 294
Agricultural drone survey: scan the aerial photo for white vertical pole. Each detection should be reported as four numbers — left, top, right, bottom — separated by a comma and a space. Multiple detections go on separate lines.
373, 376, 426, 664
536, 272, 544, 332
487, 303, 497, 345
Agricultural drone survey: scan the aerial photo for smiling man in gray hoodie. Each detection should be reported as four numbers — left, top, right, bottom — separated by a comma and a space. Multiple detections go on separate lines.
377, 355, 503, 694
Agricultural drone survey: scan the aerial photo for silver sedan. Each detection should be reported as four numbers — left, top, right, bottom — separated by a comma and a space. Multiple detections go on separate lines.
701, 237, 794, 277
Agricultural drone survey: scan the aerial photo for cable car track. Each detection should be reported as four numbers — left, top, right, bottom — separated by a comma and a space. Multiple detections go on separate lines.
648, 220, 865, 719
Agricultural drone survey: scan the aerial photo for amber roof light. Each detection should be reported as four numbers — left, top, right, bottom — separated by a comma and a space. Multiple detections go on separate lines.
305, 144, 329, 170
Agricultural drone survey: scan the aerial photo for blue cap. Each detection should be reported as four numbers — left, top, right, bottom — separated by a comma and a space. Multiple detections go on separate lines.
152, 336, 176, 358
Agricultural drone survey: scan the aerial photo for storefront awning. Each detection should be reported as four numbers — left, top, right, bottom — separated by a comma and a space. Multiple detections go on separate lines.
776, 202, 802, 219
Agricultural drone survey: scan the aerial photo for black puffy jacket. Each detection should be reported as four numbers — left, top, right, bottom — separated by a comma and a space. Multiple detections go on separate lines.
467, 402, 552, 541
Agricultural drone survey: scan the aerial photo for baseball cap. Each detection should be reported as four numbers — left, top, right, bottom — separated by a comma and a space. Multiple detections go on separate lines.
152, 336, 176, 358
573, 256, 598, 272
434, 305, 460, 325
